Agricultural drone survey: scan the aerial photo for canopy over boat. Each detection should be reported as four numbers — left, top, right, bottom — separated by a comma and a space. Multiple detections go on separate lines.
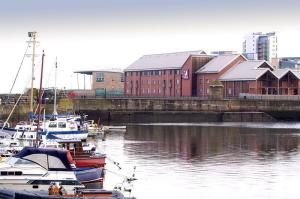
14, 147, 74, 171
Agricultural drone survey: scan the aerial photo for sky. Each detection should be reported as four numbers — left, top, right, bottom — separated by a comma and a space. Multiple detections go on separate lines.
0, 0, 299, 93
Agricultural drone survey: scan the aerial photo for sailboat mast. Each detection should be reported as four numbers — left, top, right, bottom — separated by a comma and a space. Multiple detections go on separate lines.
36, 50, 45, 144
53, 57, 58, 115
29, 31, 37, 113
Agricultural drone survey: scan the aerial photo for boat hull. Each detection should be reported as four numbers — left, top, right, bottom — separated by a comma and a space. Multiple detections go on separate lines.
75, 168, 104, 189
42, 130, 88, 140
74, 156, 106, 168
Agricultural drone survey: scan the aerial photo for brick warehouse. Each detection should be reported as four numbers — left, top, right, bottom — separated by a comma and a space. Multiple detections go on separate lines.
124, 51, 213, 97
196, 54, 247, 97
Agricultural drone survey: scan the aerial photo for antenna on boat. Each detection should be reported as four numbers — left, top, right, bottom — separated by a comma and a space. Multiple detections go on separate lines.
28, 31, 37, 114
36, 50, 45, 145
53, 57, 58, 115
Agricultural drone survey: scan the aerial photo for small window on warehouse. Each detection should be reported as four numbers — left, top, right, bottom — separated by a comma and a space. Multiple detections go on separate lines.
96, 72, 104, 82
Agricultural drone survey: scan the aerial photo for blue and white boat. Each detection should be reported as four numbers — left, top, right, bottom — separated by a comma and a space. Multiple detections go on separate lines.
41, 115, 88, 140
0, 147, 84, 194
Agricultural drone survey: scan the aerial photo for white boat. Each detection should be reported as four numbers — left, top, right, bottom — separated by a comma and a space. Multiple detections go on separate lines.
0, 147, 84, 194
41, 117, 88, 140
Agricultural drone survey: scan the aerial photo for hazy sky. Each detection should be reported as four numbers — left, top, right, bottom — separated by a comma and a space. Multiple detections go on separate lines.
0, 0, 299, 93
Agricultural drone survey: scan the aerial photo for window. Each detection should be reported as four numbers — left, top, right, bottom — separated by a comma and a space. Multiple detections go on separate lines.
120, 73, 124, 82
199, 88, 203, 94
142, 89, 144, 93
206, 88, 209, 94
170, 70, 172, 75
163, 70, 166, 75
158, 88, 161, 93
228, 88, 232, 95
153, 89, 155, 93
175, 70, 180, 75
155, 71, 159, 75
136, 72, 138, 76
96, 72, 104, 82
49, 122, 57, 128
148, 80, 151, 85
206, 79, 210, 84
199, 79, 203, 84
147, 88, 150, 94
176, 79, 180, 85
153, 80, 156, 85
58, 122, 66, 128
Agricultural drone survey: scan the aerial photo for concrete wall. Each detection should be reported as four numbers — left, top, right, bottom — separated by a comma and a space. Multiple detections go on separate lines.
73, 98, 300, 113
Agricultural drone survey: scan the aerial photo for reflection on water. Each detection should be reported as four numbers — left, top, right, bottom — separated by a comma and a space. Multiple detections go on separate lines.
95, 123, 300, 199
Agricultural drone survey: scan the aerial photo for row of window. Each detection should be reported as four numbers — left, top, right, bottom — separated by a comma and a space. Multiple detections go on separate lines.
126, 70, 181, 77
199, 79, 210, 84
127, 88, 181, 95
128, 79, 181, 86
199, 88, 236, 95
95, 73, 124, 83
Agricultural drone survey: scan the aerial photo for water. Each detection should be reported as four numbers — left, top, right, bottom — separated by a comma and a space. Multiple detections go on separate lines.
92, 122, 300, 199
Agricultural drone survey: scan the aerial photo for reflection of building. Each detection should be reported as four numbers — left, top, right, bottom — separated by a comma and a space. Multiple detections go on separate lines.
73, 70, 124, 97
243, 32, 278, 63
124, 50, 213, 97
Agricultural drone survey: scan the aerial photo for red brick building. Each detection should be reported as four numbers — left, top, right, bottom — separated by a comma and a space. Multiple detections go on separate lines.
219, 61, 300, 97
196, 54, 246, 97
124, 51, 213, 97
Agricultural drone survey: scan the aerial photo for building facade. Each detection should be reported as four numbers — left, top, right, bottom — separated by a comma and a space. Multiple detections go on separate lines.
243, 32, 278, 63
279, 57, 300, 69
196, 54, 247, 97
73, 70, 124, 97
124, 51, 213, 97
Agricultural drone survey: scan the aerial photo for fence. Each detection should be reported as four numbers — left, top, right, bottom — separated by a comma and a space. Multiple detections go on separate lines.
239, 93, 300, 101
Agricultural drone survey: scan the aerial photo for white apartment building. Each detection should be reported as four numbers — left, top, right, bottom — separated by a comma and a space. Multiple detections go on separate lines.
243, 32, 278, 62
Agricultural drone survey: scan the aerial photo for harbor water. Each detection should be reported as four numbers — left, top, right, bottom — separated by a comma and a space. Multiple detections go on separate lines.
93, 122, 300, 199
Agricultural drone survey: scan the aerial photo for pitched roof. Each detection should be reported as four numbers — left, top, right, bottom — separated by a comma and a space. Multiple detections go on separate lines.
272, 69, 290, 79
124, 50, 206, 71
290, 70, 300, 79
196, 54, 243, 73
219, 60, 272, 81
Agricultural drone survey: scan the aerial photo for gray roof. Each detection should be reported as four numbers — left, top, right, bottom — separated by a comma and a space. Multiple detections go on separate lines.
196, 54, 243, 73
272, 69, 290, 79
125, 50, 206, 71
289, 70, 300, 79
219, 60, 272, 81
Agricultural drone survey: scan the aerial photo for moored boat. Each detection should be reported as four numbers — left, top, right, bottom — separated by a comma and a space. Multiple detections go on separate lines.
58, 140, 106, 168
0, 147, 84, 194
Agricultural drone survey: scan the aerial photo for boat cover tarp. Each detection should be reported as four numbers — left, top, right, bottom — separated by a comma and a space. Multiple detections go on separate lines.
14, 147, 73, 171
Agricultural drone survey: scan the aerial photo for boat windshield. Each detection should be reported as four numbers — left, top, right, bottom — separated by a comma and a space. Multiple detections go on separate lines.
6, 157, 36, 165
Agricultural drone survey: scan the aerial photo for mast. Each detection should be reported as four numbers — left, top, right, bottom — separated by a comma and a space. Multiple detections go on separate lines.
36, 50, 45, 144
28, 31, 37, 113
53, 57, 58, 115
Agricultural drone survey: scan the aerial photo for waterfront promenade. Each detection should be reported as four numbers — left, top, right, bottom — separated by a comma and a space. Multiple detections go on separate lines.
2, 97, 300, 123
